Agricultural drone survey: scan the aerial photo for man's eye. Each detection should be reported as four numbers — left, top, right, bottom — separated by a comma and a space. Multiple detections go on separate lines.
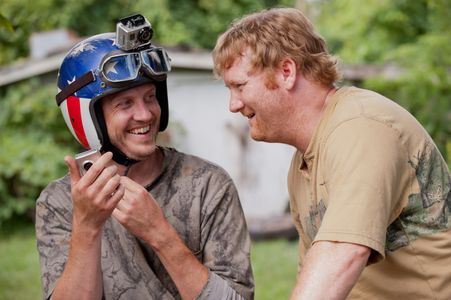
144, 94, 156, 103
116, 99, 131, 108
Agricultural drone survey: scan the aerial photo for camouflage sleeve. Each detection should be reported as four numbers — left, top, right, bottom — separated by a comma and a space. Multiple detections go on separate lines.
35, 177, 73, 300
197, 177, 254, 300
196, 272, 250, 300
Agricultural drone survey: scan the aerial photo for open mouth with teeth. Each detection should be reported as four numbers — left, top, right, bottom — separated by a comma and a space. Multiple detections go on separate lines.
128, 125, 150, 135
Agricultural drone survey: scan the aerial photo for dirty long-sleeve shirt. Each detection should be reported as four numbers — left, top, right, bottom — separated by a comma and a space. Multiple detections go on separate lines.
36, 147, 254, 300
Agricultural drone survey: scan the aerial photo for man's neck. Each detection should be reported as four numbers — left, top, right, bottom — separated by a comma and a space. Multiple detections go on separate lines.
291, 83, 336, 152
118, 147, 164, 187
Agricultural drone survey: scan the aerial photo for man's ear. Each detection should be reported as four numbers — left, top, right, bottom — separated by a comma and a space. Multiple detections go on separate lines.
280, 57, 297, 90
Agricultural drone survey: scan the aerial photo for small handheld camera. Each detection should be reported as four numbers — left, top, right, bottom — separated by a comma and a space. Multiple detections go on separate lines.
116, 14, 153, 51
75, 149, 101, 176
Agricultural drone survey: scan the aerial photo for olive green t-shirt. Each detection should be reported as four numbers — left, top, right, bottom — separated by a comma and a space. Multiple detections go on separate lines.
288, 87, 451, 299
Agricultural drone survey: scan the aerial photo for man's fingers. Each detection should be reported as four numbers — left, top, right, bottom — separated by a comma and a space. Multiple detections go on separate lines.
108, 184, 125, 205
120, 175, 142, 191
112, 207, 127, 224
93, 164, 119, 191
65, 156, 81, 184
115, 197, 131, 212
101, 174, 122, 200
82, 152, 114, 185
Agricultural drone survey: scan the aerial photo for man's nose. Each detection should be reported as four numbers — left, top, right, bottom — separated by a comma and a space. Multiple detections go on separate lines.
133, 101, 153, 121
229, 93, 244, 113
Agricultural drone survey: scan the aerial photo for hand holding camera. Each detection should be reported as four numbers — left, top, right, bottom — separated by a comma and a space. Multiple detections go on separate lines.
66, 151, 124, 231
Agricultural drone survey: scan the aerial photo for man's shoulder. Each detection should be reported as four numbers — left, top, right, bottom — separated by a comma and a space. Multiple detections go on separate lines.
331, 87, 397, 119
159, 147, 238, 198
37, 175, 71, 205
322, 86, 423, 138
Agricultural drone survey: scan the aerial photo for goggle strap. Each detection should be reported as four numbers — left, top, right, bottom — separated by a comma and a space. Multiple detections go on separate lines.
56, 71, 95, 106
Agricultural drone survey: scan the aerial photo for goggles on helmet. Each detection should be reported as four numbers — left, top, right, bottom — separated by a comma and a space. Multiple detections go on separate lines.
101, 47, 171, 84
56, 47, 171, 106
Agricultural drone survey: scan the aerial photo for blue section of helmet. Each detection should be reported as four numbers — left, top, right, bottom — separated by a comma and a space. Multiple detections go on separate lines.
58, 33, 117, 99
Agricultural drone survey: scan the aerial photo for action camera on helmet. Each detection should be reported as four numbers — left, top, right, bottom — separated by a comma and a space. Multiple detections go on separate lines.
116, 14, 153, 51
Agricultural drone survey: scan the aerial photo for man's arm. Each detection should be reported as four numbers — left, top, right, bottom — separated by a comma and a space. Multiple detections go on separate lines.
51, 226, 103, 300
113, 176, 209, 300
50, 153, 123, 300
113, 167, 253, 300
290, 241, 370, 300
146, 221, 210, 299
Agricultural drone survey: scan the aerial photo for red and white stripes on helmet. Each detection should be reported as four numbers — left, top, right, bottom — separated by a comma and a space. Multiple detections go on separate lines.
60, 94, 101, 149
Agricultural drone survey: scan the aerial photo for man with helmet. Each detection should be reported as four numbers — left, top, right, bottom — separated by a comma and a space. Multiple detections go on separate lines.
35, 15, 254, 300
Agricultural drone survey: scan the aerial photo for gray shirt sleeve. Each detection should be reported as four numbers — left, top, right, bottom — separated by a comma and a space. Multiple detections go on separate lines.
196, 272, 248, 300
35, 177, 73, 300
196, 176, 254, 300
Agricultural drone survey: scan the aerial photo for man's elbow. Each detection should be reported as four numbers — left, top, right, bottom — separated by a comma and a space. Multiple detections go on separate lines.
345, 243, 371, 269
353, 244, 371, 260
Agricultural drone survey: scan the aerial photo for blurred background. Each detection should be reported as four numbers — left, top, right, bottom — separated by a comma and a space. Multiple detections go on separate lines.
0, 0, 449, 299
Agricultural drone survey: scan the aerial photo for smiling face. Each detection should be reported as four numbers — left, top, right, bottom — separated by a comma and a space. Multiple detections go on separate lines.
101, 83, 161, 160
223, 49, 288, 143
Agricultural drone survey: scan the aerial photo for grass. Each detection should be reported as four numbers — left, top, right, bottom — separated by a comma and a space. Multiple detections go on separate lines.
252, 239, 299, 299
0, 221, 298, 300
0, 220, 41, 300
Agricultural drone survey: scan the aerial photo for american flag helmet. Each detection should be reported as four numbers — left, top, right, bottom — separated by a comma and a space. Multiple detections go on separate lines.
55, 32, 170, 153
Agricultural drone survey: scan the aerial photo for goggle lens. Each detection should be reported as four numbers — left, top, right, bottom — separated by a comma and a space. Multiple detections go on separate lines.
102, 53, 140, 82
141, 48, 171, 75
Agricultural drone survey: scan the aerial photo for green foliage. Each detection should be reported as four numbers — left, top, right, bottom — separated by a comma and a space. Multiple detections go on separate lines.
0, 13, 14, 32
317, 0, 451, 162
1, 0, 67, 64
162, 0, 292, 49
0, 0, 293, 65
0, 79, 76, 225
316, 0, 430, 63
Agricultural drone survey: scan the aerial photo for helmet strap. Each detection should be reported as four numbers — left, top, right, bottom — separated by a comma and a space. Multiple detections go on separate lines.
101, 143, 139, 166
56, 71, 95, 106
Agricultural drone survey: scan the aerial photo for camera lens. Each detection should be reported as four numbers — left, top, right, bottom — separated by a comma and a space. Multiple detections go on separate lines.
83, 161, 94, 171
138, 27, 153, 43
